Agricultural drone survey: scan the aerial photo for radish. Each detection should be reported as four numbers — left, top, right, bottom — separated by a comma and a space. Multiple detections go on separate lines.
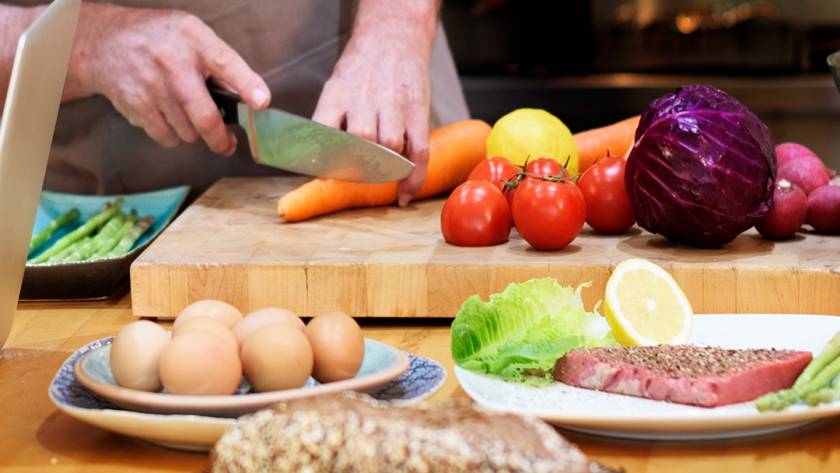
755, 179, 807, 240
775, 143, 834, 195
806, 184, 840, 234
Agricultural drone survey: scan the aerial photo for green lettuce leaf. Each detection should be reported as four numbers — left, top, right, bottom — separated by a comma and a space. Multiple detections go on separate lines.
451, 278, 616, 384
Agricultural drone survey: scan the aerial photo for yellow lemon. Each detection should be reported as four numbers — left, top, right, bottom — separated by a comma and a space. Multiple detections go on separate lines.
603, 258, 693, 346
486, 108, 579, 176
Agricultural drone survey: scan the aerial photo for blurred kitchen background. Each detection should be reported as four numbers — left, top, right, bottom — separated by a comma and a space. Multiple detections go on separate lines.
441, 0, 840, 168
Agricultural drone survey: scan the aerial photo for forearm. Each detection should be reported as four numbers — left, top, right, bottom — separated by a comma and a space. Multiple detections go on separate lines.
0, 4, 46, 110
352, 0, 440, 59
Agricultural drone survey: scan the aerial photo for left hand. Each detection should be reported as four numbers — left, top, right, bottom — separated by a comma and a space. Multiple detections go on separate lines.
313, 23, 432, 206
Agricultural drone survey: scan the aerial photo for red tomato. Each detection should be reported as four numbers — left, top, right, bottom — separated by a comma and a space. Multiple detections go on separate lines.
512, 177, 586, 250
441, 181, 512, 247
467, 157, 520, 193
577, 156, 635, 234
525, 158, 565, 178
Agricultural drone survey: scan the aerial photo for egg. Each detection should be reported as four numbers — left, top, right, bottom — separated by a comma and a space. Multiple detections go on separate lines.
241, 324, 313, 392
109, 320, 171, 391
158, 332, 242, 395
304, 311, 365, 383
171, 316, 239, 354
174, 299, 242, 329
232, 307, 304, 345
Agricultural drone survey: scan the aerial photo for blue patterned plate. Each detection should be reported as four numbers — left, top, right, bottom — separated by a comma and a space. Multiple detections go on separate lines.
49, 337, 447, 451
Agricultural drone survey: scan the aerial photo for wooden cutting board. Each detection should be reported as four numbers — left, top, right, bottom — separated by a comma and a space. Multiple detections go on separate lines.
130, 176, 840, 319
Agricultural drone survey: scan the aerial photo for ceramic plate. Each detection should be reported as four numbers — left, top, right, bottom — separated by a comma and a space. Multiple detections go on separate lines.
50, 337, 447, 451
456, 314, 840, 441
75, 337, 411, 417
22, 187, 189, 300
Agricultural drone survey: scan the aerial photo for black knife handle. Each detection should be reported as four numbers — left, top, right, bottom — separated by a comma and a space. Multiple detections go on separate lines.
207, 80, 241, 125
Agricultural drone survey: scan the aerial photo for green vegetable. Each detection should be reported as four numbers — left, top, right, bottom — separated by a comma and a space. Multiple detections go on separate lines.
755, 329, 840, 411
105, 215, 154, 257
804, 376, 840, 406
30, 198, 124, 264
28, 208, 80, 257
59, 212, 129, 262
451, 278, 615, 384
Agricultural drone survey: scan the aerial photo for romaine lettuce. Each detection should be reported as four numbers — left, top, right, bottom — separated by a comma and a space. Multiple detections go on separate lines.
451, 278, 615, 384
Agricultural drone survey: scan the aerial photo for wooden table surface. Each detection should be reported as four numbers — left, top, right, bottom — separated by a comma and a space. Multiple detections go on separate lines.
2, 297, 839, 472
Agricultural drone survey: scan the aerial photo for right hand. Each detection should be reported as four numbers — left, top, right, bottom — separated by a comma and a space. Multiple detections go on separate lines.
65, 4, 270, 155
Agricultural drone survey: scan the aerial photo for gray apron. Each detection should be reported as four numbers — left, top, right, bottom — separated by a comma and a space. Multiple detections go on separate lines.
17, 0, 469, 196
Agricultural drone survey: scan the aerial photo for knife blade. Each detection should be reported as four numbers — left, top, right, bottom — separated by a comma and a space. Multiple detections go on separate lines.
208, 85, 414, 183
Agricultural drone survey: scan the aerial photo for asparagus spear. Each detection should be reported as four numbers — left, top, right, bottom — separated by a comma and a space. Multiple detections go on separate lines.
89, 211, 138, 259
105, 215, 153, 257
60, 211, 129, 263
755, 330, 840, 411
28, 208, 80, 257
804, 376, 840, 406
29, 198, 123, 263
47, 237, 93, 263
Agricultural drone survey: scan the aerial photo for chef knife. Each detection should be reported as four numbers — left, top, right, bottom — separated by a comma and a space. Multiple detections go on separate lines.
208, 84, 414, 183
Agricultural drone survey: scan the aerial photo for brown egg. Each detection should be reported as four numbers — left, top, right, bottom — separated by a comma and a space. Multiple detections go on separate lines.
158, 332, 242, 395
233, 307, 304, 346
241, 324, 313, 392
171, 316, 239, 354
304, 311, 365, 383
173, 299, 242, 329
109, 320, 171, 391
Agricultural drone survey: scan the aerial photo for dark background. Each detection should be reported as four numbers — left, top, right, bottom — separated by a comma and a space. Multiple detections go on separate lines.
441, 0, 840, 168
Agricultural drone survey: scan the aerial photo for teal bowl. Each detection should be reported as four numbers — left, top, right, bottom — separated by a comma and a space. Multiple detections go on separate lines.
21, 186, 188, 300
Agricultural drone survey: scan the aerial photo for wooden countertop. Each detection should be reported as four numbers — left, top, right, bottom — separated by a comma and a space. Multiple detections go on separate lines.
2, 297, 840, 472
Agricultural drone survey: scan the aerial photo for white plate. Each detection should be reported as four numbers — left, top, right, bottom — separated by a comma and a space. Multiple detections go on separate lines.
455, 314, 840, 440
50, 337, 447, 451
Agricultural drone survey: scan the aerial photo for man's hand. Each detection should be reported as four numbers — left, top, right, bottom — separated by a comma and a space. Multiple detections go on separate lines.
65, 4, 270, 155
313, 1, 439, 206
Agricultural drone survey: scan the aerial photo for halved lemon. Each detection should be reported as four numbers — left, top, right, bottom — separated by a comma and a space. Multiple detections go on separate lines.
603, 258, 693, 346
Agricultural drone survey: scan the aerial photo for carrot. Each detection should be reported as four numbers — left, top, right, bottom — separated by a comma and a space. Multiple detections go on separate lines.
574, 115, 640, 173
278, 119, 492, 222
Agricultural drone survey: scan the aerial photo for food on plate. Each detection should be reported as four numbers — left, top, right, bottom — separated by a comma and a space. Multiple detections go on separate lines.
232, 307, 304, 345
109, 320, 171, 392
158, 331, 242, 395
451, 278, 614, 384
27, 198, 156, 264
171, 316, 239, 354
755, 179, 807, 240
626, 84, 775, 247
241, 324, 313, 391
756, 330, 840, 411
486, 108, 579, 175
573, 115, 640, 173
305, 310, 365, 383
554, 345, 812, 407
806, 184, 840, 234
28, 208, 79, 256
577, 155, 635, 234
441, 180, 512, 247
211, 392, 620, 473
277, 119, 491, 222
511, 174, 585, 250
603, 258, 693, 346
775, 143, 834, 195
174, 299, 243, 329
467, 156, 520, 194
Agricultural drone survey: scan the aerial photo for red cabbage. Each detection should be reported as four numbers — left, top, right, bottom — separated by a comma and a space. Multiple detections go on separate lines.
626, 85, 776, 248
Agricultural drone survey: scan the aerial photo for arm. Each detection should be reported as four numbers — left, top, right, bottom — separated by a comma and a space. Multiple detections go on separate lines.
313, 0, 441, 205
0, 5, 46, 111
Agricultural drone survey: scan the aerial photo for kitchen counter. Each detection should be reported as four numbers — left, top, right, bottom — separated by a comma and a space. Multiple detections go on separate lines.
2, 297, 839, 472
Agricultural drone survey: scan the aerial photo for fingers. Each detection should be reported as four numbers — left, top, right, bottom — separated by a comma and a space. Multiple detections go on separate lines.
398, 113, 430, 206
157, 87, 199, 143
346, 107, 378, 144
312, 84, 346, 129
192, 23, 270, 110
170, 71, 237, 155
116, 95, 180, 148
377, 108, 405, 154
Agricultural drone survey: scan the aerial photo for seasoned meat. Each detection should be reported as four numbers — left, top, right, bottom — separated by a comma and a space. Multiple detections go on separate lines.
554, 345, 812, 407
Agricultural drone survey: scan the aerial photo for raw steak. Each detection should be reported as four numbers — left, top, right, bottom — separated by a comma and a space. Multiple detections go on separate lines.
553, 345, 811, 407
